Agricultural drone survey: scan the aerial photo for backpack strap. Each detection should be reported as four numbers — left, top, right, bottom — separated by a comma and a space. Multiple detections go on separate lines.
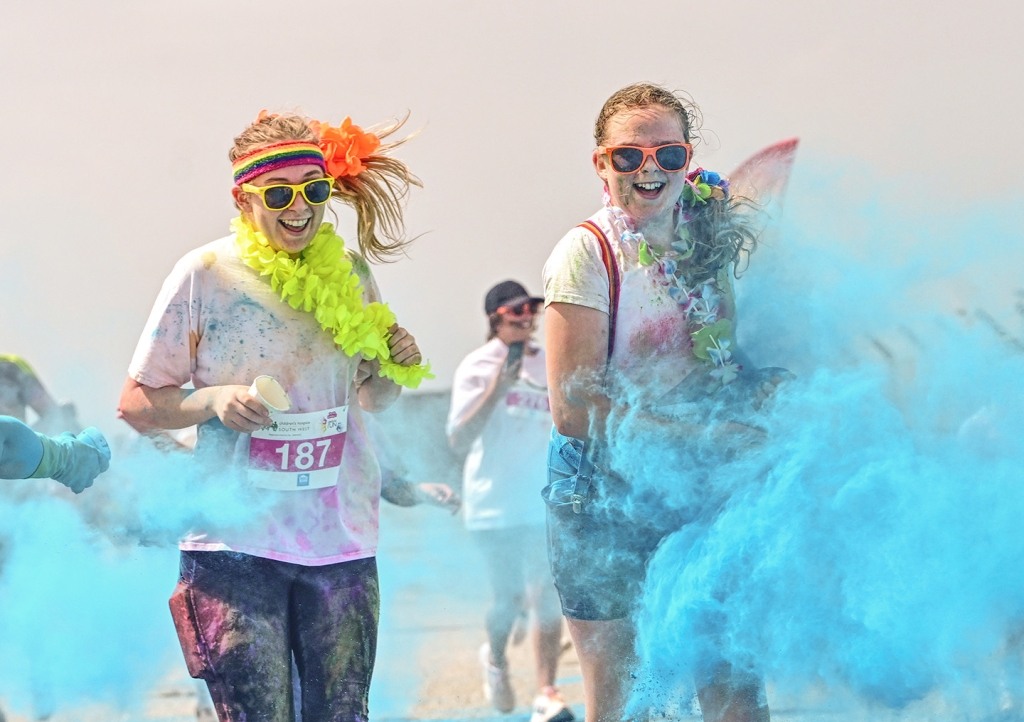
566, 221, 619, 515
577, 220, 619, 359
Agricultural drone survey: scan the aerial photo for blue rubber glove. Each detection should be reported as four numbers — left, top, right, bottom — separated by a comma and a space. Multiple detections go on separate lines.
30, 426, 111, 493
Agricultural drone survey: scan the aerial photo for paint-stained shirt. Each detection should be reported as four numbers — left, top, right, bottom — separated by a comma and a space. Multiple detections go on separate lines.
128, 233, 382, 566
447, 338, 550, 530
542, 206, 736, 402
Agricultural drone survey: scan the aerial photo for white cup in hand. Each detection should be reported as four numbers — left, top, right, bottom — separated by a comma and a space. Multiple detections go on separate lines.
248, 375, 292, 413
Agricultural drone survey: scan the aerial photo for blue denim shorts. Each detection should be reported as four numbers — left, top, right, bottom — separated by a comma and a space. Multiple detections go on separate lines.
542, 429, 670, 621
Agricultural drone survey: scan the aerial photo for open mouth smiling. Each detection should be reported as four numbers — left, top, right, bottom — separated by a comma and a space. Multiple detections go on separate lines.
279, 217, 312, 232
633, 181, 665, 198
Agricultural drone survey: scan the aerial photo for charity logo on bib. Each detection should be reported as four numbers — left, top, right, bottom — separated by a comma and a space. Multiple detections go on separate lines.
248, 406, 348, 490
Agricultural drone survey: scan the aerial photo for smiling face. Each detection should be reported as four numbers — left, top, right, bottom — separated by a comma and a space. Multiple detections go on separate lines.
494, 305, 538, 345
593, 103, 690, 234
232, 163, 328, 255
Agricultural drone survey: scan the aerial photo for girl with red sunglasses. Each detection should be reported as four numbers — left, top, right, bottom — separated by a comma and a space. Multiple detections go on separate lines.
447, 280, 576, 722
542, 83, 777, 722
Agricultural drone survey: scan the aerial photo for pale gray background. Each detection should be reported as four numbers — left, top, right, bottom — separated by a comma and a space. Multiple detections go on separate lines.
2, 0, 1021, 428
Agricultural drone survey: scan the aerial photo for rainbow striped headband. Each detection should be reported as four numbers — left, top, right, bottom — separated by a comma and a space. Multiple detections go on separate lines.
232, 141, 327, 186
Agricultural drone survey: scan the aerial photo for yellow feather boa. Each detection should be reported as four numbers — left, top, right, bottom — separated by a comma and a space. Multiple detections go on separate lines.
232, 217, 432, 389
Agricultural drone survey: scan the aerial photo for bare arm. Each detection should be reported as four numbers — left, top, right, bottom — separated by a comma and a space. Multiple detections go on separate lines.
354, 324, 422, 413
545, 302, 612, 441
355, 359, 401, 412
117, 377, 270, 434
380, 472, 461, 514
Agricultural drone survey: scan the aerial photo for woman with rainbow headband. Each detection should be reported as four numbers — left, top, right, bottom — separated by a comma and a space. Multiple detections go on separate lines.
118, 110, 429, 720
542, 83, 780, 722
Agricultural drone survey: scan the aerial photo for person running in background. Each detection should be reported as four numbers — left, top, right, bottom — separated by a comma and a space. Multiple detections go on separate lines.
118, 109, 429, 721
448, 280, 575, 722
363, 410, 461, 514
379, 463, 460, 513
0, 354, 80, 433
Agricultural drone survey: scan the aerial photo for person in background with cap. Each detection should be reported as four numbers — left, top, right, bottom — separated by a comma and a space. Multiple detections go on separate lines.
447, 281, 575, 722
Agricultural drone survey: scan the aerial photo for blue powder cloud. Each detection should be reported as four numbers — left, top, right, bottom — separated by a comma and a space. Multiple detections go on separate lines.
0, 438, 279, 718
3, 157, 1022, 720
620, 164, 1024, 718
0, 494, 178, 716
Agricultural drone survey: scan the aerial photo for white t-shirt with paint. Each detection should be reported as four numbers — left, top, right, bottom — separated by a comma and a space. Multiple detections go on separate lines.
128, 233, 383, 566
542, 206, 736, 403
447, 338, 551, 531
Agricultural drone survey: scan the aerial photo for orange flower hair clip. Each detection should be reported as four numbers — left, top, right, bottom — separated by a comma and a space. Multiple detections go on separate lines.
311, 117, 381, 179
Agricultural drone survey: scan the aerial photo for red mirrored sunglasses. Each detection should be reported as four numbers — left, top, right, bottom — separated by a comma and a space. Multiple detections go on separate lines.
497, 301, 541, 317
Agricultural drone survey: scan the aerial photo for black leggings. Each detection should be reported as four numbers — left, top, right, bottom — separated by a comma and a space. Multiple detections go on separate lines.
172, 550, 379, 722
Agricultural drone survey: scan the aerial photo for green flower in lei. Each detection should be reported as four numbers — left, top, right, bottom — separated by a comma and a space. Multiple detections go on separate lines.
681, 168, 729, 209
620, 168, 740, 389
232, 217, 433, 389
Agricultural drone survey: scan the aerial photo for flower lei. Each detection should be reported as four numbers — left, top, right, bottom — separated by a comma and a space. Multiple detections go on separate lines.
681, 168, 729, 209
232, 217, 432, 389
608, 168, 740, 388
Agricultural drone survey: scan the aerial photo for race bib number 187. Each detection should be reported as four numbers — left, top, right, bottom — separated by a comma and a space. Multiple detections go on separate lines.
248, 406, 347, 490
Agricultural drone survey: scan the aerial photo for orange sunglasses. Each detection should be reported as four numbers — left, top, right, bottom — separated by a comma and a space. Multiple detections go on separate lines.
600, 143, 693, 174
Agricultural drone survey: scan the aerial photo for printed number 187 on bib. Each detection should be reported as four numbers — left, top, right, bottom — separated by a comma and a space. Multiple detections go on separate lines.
274, 439, 334, 471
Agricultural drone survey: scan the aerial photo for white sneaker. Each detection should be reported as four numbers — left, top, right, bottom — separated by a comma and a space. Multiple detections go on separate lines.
530, 687, 575, 722
479, 643, 515, 712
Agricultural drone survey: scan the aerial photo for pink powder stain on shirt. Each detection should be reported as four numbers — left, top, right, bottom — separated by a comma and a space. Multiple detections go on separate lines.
320, 487, 340, 509
628, 315, 692, 358
294, 530, 314, 552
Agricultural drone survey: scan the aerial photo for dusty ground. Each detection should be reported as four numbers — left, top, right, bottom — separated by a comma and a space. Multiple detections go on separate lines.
372, 503, 585, 720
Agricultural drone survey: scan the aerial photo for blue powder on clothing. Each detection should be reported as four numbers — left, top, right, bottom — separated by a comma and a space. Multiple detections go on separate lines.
623, 161, 1024, 718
